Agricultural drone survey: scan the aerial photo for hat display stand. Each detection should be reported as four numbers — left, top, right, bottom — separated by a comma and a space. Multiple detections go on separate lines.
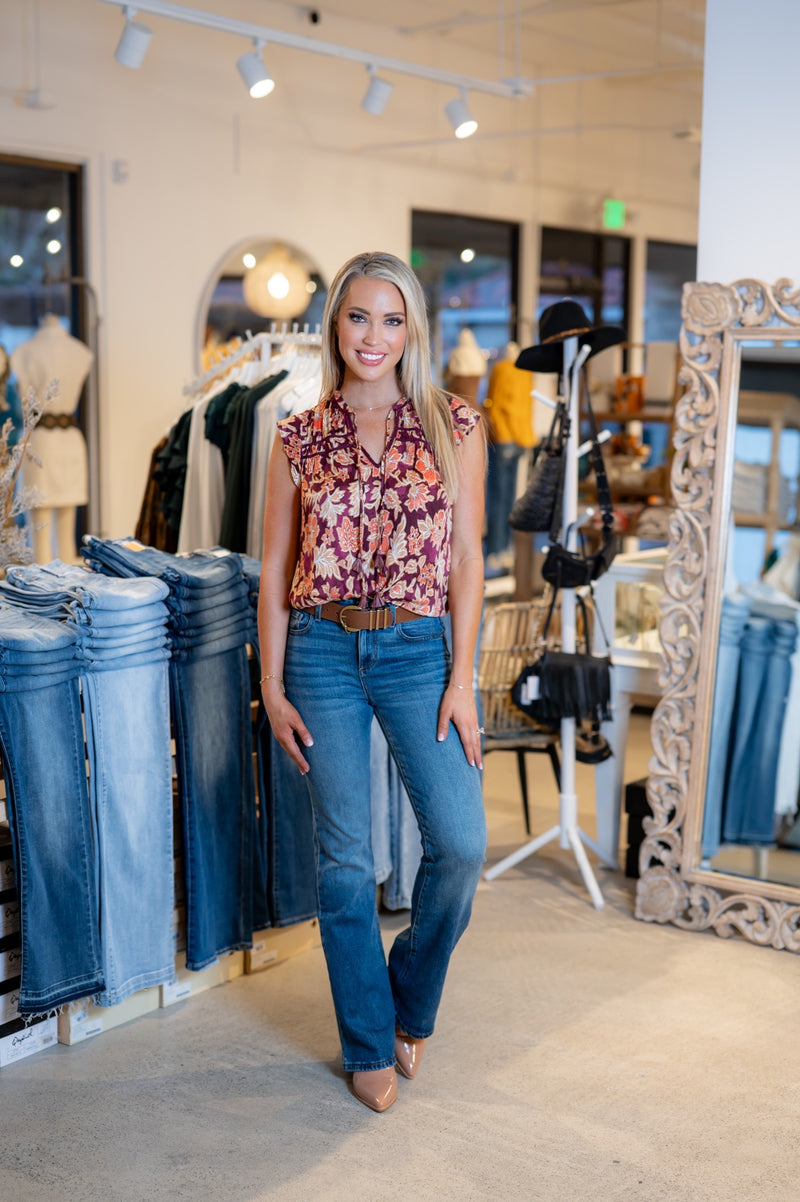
484, 336, 617, 910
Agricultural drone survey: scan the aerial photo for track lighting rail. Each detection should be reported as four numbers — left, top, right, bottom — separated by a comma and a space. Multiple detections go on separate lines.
97, 0, 532, 100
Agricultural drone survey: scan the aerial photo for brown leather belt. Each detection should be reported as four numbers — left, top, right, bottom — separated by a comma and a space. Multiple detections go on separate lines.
306, 602, 422, 633
38, 413, 79, 430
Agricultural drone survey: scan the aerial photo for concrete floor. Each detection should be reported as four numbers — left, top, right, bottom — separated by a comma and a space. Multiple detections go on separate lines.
2, 712, 800, 1202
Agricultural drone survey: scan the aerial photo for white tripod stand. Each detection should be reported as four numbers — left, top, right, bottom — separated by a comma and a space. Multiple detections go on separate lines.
484, 337, 617, 909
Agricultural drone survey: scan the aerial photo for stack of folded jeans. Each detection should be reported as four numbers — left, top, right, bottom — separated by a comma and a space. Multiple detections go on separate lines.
234, 552, 261, 646
0, 564, 176, 1013
81, 537, 255, 968
236, 552, 317, 930
0, 606, 103, 1014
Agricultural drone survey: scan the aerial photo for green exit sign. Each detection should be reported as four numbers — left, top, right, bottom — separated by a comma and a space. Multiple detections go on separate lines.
602, 198, 626, 230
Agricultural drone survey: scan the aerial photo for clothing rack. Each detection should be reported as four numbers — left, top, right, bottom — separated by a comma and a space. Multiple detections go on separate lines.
183, 323, 322, 397
484, 341, 617, 909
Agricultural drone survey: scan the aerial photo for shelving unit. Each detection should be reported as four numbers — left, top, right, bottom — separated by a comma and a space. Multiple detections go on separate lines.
735, 389, 800, 560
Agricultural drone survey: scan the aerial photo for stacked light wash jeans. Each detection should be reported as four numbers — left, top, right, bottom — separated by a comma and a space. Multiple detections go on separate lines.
0, 563, 175, 1012
82, 538, 255, 969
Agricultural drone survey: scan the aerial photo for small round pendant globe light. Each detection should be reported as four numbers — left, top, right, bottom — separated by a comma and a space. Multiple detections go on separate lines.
361, 66, 393, 116
114, 7, 153, 70
445, 90, 478, 139
237, 41, 275, 99
244, 244, 310, 320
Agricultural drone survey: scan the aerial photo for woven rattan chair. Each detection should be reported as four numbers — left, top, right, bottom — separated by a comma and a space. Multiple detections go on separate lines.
478, 599, 561, 834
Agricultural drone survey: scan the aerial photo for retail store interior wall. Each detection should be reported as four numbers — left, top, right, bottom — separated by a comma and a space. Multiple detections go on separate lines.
2, 0, 700, 538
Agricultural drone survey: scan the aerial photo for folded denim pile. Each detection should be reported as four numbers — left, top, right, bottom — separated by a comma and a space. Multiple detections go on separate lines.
82, 537, 256, 661
80, 537, 258, 969
0, 565, 175, 1015
238, 552, 262, 644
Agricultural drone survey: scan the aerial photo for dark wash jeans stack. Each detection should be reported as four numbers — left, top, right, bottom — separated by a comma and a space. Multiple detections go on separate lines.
0, 565, 175, 1014
239, 553, 317, 930
81, 538, 256, 968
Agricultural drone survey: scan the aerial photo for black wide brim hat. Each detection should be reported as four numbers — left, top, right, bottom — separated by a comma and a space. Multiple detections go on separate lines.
516, 299, 625, 374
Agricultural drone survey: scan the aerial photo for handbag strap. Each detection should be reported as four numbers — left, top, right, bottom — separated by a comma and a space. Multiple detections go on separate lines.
547, 364, 614, 546
581, 366, 615, 534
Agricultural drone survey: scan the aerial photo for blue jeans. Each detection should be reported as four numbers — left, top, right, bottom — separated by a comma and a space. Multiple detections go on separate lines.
80, 540, 256, 969
169, 648, 254, 969
284, 607, 487, 1072
723, 616, 797, 844
0, 572, 177, 1008
0, 611, 104, 1014
702, 594, 751, 859
486, 442, 524, 556
82, 660, 175, 1005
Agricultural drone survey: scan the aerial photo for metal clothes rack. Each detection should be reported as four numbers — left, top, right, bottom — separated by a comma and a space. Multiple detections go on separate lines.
484, 338, 617, 910
183, 322, 322, 398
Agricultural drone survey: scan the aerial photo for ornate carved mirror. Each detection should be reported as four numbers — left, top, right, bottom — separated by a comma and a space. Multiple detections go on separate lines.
636, 279, 800, 951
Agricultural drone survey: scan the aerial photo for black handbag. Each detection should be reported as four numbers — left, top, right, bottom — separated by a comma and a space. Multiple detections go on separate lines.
541, 371, 619, 587
508, 402, 569, 533
511, 589, 613, 727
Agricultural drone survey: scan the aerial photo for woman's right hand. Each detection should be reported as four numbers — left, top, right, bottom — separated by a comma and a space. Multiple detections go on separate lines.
263, 686, 314, 775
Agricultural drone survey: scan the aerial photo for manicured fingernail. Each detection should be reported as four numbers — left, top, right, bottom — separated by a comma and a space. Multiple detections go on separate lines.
437, 733, 445, 742
304, 738, 314, 747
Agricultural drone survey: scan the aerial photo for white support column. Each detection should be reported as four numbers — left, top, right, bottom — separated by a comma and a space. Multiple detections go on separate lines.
697, 0, 800, 282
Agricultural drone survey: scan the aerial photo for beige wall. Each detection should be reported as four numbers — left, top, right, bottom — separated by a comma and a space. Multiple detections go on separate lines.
2, 0, 700, 537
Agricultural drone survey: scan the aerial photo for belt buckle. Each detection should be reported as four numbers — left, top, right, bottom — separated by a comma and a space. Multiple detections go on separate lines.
338, 606, 360, 633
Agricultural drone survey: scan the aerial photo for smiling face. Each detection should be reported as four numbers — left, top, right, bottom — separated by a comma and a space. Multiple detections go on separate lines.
335, 276, 407, 391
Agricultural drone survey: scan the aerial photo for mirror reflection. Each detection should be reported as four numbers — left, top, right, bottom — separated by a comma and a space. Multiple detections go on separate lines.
200, 239, 327, 373
701, 340, 800, 887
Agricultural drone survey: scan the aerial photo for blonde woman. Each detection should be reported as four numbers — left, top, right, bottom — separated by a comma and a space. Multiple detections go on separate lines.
258, 251, 487, 1112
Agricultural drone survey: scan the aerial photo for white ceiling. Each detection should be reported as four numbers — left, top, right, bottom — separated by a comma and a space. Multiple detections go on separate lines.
247, 0, 706, 216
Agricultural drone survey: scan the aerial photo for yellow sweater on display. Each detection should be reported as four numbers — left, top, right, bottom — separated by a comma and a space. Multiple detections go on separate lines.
483, 359, 535, 446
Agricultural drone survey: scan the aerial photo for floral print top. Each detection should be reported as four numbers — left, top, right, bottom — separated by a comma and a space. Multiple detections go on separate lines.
277, 392, 480, 617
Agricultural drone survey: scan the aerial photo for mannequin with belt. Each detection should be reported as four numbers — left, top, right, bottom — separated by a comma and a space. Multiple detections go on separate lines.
11, 315, 93, 563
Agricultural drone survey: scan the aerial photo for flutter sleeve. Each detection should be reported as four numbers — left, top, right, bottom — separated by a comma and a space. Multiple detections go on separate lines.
449, 397, 482, 446
276, 413, 303, 487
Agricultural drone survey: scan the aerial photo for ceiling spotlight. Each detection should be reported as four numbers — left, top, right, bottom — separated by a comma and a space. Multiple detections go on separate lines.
361, 66, 393, 116
46, 240, 62, 254
460, 248, 475, 263
114, 8, 153, 70
242, 252, 256, 269
237, 41, 275, 99
46, 207, 62, 224
10, 255, 23, 268
446, 91, 478, 139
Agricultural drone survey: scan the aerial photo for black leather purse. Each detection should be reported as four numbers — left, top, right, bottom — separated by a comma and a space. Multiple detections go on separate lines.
508, 402, 569, 533
541, 373, 619, 587
511, 589, 613, 727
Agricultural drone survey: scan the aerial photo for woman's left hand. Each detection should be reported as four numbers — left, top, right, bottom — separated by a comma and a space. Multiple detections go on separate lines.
437, 682, 483, 769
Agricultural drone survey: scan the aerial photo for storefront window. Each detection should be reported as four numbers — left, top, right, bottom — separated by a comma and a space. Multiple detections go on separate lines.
0, 155, 84, 355
538, 227, 630, 330
644, 240, 697, 342
411, 211, 519, 400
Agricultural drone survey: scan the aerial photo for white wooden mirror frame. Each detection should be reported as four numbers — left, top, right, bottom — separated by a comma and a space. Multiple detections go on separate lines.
635, 278, 800, 952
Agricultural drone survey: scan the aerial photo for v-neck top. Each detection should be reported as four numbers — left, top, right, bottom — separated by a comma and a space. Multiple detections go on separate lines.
277, 391, 480, 615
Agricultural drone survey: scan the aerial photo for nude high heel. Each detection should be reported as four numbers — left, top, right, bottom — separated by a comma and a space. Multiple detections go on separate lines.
352, 1067, 398, 1112
394, 1030, 426, 1080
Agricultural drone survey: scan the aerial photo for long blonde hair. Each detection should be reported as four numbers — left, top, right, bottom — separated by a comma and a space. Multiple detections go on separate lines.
320, 251, 475, 499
